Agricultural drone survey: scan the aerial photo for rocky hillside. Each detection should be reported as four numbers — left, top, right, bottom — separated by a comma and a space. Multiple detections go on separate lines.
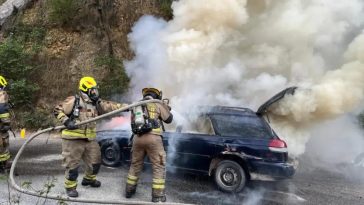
0, 0, 172, 129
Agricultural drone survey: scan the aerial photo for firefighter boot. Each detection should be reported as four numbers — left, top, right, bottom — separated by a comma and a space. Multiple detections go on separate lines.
0, 161, 5, 174
4, 160, 12, 172
152, 188, 166, 203
0, 161, 10, 173
125, 184, 137, 198
66, 188, 79, 197
81, 178, 101, 187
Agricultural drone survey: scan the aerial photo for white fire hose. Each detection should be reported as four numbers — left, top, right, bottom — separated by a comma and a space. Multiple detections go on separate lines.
9, 99, 193, 205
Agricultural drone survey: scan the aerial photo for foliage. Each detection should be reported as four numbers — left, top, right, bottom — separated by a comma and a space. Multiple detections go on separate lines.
158, 0, 174, 19
0, 174, 7, 181
0, 39, 40, 108
9, 79, 39, 106
57, 199, 69, 205
20, 177, 60, 205
1, 22, 47, 128
16, 108, 55, 129
48, 0, 80, 26
95, 55, 130, 98
7, 23, 47, 53
0, 39, 32, 77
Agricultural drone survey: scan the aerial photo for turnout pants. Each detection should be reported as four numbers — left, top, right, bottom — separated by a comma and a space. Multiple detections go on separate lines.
0, 131, 10, 163
126, 133, 166, 196
61, 139, 101, 189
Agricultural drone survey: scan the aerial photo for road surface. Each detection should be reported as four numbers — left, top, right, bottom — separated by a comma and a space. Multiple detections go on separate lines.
0, 135, 363, 205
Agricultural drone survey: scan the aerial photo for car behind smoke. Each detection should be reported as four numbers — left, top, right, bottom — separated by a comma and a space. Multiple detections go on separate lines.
97, 88, 298, 192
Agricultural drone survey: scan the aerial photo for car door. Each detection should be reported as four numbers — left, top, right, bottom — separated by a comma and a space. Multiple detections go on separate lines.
256, 86, 297, 115
210, 114, 273, 159
164, 116, 219, 172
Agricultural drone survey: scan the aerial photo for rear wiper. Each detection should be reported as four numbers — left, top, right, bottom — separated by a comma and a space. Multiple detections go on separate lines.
264, 113, 275, 135
265, 113, 271, 123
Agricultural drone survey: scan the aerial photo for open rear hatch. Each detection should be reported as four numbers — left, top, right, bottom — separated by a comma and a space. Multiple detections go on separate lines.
256, 86, 297, 115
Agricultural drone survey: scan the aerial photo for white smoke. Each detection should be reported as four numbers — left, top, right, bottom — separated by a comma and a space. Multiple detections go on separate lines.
307, 115, 364, 165
242, 188, 265, 205
125, 0, 364, 158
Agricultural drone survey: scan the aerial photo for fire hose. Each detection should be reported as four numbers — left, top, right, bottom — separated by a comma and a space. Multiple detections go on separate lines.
9, 99, 193, 205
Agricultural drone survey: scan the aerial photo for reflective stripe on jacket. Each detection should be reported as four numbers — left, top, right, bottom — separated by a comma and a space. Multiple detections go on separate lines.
61, 128, 97, 139
54, 93, 126, 140
0, 113, 9, 119
0, 151, 10, 162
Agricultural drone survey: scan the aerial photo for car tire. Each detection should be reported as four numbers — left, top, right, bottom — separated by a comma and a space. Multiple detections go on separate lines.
100, 140, 121, 167
214, 160, 247, 192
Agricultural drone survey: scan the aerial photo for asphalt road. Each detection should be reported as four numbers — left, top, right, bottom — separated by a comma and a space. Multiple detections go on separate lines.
0, 135, 363, 205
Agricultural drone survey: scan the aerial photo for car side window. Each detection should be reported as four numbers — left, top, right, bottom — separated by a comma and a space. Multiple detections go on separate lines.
211, 114, 271, 139
184, 116, 215, 135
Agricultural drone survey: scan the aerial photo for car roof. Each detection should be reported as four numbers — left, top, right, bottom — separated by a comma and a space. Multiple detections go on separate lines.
197, 106, 257, 117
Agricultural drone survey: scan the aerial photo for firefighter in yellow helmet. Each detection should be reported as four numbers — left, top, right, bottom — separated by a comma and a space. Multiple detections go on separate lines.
0, 75, 11, 173
54, 76, 127, 197
125, 87, 173, 203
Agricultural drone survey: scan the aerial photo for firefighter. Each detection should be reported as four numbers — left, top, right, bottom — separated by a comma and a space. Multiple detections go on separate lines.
125, 87, 173, 203
0, 75, 11, 173
54, 76, 127, 197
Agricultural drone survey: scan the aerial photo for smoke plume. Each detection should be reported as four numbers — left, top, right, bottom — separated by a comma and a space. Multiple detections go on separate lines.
125, 0, 364, 158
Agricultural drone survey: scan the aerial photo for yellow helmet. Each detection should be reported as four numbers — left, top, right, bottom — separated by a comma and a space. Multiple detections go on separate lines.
79, 76, 97, 92
142, 87, 162, 100
0, 75, 7, 88
79, 76, 100, 102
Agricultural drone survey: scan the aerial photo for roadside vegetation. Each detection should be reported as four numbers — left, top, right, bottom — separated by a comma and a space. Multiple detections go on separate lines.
48, 0, 80, 26
0, 21, 51, 129
0, 0, 174, 130
158, 0, 174, 19
94, 55, 130, 99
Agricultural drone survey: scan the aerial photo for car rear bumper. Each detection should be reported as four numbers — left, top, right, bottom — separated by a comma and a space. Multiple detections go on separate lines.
250, 159, 297, 177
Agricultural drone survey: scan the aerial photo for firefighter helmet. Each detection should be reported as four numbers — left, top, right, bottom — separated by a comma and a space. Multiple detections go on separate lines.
79, 76, 99, 102
142, 87, 162, 100
79, 76, 97, 92
0, 76, 7, 88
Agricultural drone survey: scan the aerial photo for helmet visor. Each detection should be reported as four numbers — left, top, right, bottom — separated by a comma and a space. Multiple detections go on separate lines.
87, 87, 99, 102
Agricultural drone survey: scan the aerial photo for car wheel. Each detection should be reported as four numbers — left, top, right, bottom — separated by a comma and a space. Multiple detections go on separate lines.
214, 160, 247, 192
100, 140, 121, 167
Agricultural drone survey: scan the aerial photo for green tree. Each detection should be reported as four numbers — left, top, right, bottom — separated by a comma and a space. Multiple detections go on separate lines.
95, 56, 129, 98
0, 39, 39, 107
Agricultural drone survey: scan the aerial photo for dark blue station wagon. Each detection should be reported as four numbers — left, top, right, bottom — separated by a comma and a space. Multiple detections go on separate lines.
97, 88, 298, 192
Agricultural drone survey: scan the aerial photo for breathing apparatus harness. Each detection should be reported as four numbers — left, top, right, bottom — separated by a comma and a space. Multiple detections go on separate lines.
68, 94, 81, 120
131, 99, 161, 135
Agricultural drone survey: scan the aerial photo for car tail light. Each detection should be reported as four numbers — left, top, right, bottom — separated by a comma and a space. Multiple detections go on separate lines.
269, 139, 288, 153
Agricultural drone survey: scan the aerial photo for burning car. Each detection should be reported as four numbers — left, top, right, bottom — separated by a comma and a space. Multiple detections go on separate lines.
97, 88, 297, 192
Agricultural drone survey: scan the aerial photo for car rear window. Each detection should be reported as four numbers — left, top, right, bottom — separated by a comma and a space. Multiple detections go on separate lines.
211, 114, 272, 139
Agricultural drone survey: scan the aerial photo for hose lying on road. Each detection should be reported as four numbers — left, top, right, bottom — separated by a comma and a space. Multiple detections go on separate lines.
9, 99, 193, 205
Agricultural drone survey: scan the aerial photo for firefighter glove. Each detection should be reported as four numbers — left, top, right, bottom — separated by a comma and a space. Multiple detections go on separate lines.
64, 119, 78, 130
